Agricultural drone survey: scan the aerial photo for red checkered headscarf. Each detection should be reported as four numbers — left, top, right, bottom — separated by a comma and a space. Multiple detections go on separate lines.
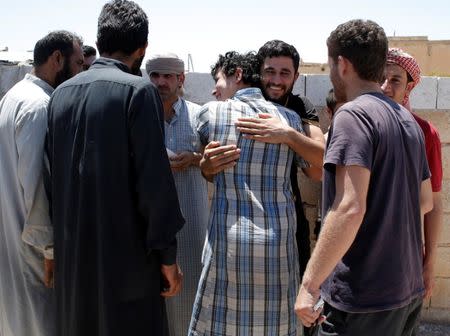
386, 48, 421, 107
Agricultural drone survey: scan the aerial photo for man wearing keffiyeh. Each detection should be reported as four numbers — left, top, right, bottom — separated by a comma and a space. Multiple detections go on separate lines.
382, 48, 443, 303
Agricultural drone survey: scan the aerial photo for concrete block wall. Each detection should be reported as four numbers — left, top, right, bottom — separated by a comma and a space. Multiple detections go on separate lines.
185, 73, 450, 324
1, 66, 449, 323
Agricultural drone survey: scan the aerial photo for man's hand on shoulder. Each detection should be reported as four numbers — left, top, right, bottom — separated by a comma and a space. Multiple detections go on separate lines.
200, 141, 240, 181
235, 113, 291, 144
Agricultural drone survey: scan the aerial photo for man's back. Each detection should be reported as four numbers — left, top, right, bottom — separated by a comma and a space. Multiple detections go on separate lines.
47, 58, 183, 335
322, 92, 429, 312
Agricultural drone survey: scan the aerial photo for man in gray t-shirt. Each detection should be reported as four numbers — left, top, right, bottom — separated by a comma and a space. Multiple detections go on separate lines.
295, 19, 433, 336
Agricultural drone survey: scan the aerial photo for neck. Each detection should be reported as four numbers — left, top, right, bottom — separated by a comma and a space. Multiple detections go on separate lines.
345, 79, 382, 101
163, 97, 179, 122
32, 66, 55, 88
100, 52, 135, 70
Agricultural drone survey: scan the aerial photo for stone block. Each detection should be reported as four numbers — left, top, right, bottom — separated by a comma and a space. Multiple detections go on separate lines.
414, 110, 450, 144
442, 145, 450, 180
435, 247, 450, 277
437, 77, 450, 109
292, 75, 306, 96
438, 213, 450, 245
430, 277, 450, 310
420, 306, 450, 324
304, 75, 332, 107
442, 181, 450, 213
410, 76, 438, 109
184, 72, 215, 105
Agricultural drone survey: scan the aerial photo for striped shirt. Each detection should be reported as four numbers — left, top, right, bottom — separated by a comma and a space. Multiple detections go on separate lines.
189, 88, 305, 336
165, 98, 209, 336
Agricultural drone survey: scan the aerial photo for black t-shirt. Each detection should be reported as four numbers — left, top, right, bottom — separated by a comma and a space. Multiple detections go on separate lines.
285, 94, 319, 123
321, 92, 430, 312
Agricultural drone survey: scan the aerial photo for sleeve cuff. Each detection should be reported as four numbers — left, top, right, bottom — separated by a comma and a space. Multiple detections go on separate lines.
157, 239, 177, 265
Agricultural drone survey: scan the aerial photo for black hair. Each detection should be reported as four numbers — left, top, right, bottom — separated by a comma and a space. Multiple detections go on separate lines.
97, 0, 148, 55
257, 40, 300, 71
82, 45, 97, 58
33, 30, 82, 67
326, 88, 338, 112
327, 19, 388, 83
211, 51, 260, 87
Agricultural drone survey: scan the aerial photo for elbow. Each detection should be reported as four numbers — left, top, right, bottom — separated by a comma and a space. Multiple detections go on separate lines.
422, 199, 434, 215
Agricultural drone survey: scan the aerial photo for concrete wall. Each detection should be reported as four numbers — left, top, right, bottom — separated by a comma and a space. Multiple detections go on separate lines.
1, 65, 449, 323
184, 73, 450, 324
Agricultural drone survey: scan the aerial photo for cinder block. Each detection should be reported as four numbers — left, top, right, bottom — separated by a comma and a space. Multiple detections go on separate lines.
414, 110, 450, 144
435, 247, 450, 277
184, 73, 215, 105
304, 75, 332, 107
430, 277, 450, 309
442, 181, 450, 213
437, 77, 450, 109
442, 145, 450, 180
420, 306, 450, 324
438, 213, 450, 245
410, 76, 438, 109
292, 75, 306, 96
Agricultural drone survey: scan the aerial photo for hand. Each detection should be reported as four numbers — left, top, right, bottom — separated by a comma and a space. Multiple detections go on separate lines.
294, 284, 325, 327
169, 151, 195, 172
235, 113, 291, 144
200, 141, 241, 177
160, 264, 183, 298
422, 262, 435, 300
44, 258, 54, 288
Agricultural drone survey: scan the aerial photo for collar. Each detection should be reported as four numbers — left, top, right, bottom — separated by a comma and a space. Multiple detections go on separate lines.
233, 87, 264, 99
90, 57, 132, 73
25, 73, 54, 96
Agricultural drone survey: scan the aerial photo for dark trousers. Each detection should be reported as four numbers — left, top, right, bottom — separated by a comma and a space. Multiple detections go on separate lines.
315, 298, 423, 336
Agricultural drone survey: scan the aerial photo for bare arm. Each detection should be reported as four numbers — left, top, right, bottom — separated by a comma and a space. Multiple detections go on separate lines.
295, 165, 370, 327
299, 123, 324, 181
235, 113, 325, 169
422, 189, 442, 299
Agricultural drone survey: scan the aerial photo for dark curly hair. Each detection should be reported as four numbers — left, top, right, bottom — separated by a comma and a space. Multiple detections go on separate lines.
327, 19, 388, 83
257, 40, 300, 72
211, 51, 260, 87
97, 0, 148, 55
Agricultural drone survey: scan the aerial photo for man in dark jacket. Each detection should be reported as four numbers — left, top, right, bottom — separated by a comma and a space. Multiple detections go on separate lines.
45, 1, 184, 335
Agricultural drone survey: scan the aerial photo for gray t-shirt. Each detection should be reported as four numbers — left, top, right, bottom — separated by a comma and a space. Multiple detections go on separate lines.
321, 92, 430, 313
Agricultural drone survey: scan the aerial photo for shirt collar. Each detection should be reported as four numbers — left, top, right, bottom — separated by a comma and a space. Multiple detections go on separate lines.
233, 87, 264, 100
172, 97, 183, 116
90, 57, 132, 73
25, 73, 54, 96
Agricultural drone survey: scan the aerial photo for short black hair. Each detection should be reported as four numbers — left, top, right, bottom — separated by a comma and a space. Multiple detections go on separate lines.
97, 0, 148, 55
82, 45, 97, 58
211, 51, 260, 87
33, 30, 82, 67
326, 88, 338, 112
327, 19, 388, 83
257, 40, 300, 71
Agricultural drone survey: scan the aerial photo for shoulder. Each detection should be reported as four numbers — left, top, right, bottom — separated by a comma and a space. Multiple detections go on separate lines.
412, 113, 441, 142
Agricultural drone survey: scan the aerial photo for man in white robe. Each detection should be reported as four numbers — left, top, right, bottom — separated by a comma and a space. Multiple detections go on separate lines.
0, 30, 83, 336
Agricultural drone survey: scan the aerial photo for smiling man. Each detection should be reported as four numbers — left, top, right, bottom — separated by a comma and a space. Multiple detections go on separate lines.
382, 48, 443, 303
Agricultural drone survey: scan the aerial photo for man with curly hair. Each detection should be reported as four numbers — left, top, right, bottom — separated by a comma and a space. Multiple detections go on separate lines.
295, 20, 433, 335
189, 51, 307, 335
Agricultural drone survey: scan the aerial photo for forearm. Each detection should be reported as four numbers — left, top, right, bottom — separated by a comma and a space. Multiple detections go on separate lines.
302, 207, 364, 291
285, 127, 324, 168
423, 193, 443, 267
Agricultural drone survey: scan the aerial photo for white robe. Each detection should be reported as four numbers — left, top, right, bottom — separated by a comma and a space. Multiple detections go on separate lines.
0, 73, 55, 336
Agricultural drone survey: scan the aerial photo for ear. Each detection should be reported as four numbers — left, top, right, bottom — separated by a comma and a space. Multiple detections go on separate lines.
51, 50, 64, 71
405, 81, 415, 95
294, 72, 299, 82
337, 55, 347, 78
235, 67, 243, 83
178, 72, 185, 87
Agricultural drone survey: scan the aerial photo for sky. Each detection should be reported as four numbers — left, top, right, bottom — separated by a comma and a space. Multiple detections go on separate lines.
1, 0, 449, 72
